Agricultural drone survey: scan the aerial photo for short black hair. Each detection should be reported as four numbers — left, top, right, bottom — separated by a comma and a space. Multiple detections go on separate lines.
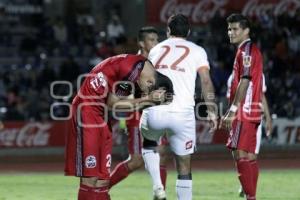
138, 26, 158, 42
154, 71, 174, 95
226, 13, 251, 30
167, 14, 190, 37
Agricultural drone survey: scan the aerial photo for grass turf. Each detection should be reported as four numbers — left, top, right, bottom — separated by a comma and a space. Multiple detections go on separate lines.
0, 170, 299, 200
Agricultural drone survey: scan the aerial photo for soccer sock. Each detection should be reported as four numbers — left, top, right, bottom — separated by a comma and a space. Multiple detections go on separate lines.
236, 158, 255, 199
176, 175, 192, 200
142, 148, 163, 188
160, 165, 167, 189
250, 160, 259, 195
78, 184, 111, 200
109, 161, 130, 188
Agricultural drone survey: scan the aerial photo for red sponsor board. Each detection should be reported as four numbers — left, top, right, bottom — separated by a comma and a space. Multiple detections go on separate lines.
146, 0, 300, 25
0, 121, 67, 148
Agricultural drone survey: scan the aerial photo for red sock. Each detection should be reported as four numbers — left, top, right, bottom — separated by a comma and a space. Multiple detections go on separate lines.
160, 165, 167, 189
109, 161, 130, 188
250, 160, 259, 195
236, 158, 255, 199
78, 184, 110, 200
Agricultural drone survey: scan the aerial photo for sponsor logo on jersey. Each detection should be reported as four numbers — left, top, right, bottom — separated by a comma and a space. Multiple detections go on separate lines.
185, 140, 193, 150
85, 155, 97, 168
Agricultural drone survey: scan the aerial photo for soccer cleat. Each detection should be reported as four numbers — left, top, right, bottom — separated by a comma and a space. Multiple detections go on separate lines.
238, 186, 245, 197
153, 186, 166, 200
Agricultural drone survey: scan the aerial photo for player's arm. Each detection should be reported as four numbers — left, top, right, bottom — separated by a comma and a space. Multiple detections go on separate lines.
198, 67, 217, 132
262, 93, 272, 137
107, 89, 165, 112
220, 77, 250, 130
230, 78, 250, 109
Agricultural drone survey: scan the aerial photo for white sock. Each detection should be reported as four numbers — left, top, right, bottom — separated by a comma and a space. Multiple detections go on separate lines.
142, 148, 163, 189
176, 179, 192, 200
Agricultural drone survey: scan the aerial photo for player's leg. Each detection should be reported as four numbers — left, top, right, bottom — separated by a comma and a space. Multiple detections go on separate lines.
109, 153, 144, 188
158, 136, 169, 189
228, 120, 259, 200
140, 108, 168, 199
110, 112, 144, 188
238, 122, 262, 197
78, 107, 112, 200
79, 177, 110, 200
232, 150, 255, 200
167, 111, 195, 200
142, 138, 166, 200
174, 154, 192, 200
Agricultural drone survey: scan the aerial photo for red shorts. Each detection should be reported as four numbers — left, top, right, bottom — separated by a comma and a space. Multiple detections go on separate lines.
126, 112, 142, 155
65, 105, 112, 179
226, 120, 260, 153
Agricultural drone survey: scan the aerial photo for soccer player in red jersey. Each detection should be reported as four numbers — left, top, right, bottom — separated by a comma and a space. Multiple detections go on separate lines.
220, 14, 264, 200
109, 27, 169, 191
64, 54, 166, 200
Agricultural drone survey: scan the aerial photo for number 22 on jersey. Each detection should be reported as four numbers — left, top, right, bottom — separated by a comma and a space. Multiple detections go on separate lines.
155, 45, 190, 72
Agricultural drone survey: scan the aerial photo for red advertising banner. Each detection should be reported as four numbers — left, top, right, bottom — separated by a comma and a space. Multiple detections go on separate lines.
0, 121, 67, 148
0, 120, 228, 148
146, 0, 300, 25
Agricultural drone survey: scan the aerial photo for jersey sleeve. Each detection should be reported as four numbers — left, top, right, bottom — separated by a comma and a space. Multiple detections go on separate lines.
241, 42, 252, 78
195, 47, 210, 71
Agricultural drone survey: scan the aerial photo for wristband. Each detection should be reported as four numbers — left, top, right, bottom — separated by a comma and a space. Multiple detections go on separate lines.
229, 105, 238, 113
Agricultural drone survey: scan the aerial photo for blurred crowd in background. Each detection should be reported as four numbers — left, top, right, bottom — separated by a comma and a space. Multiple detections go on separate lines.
0, 2, 299, 121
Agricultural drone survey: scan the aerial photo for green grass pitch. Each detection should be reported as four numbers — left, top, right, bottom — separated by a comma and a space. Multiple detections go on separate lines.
0, 170, 299, 200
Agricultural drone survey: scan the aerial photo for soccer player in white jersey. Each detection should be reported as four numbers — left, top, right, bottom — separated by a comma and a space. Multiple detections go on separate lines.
227, 73, 273, 197
140, 14, 217, 200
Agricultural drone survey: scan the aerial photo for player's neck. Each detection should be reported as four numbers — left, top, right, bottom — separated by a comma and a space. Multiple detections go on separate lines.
168, 35, 186, 39
238, 38, 251, 48
137, 49, 148, 58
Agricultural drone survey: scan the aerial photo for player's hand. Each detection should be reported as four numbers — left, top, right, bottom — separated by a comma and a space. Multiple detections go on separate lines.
219, 110, 236, 131
149, 89, 166, 103
265, 118, 273, 137
207, 111, 218, 133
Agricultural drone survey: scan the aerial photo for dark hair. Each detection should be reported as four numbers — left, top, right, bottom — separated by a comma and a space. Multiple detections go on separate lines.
167, 14, 190, 37
138, 26, 158, 42
226, 13, 251, 30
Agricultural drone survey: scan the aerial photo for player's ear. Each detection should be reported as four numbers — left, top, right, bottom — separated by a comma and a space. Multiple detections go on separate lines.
138, 41, 145, 49
244, 27, 250, 36
166, 27, 171, 37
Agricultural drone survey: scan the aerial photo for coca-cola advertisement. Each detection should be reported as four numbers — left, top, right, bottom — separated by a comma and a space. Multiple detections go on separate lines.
0, 121, 67, 148
146, 0, 300, 24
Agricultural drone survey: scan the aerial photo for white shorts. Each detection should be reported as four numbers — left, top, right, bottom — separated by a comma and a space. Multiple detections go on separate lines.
140, 105, 196, 156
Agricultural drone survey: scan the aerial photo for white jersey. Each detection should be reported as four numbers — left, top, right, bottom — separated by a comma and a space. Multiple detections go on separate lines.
149, 37, 210, 111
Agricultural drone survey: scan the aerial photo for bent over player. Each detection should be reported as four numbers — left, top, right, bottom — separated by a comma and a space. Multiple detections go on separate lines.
65, 54, 166, 200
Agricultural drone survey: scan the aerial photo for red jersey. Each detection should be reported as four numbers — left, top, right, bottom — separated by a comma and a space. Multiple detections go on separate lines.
72, 54, 146, 114
229, 39, 263, 123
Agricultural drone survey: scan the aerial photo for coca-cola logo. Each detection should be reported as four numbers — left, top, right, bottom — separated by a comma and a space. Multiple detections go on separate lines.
0, 122, 51, 147
158, 0, 300, 24
242, 0, 300, 17
160, 0, 227, 23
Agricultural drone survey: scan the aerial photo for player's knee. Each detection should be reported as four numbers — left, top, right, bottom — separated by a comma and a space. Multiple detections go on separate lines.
81, 177, 109, 188
232, 150, 248, 161
248, 153, 257, 161
158, 148, 168, 165
175, 155, 191, 175
127, 155, 144, 170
